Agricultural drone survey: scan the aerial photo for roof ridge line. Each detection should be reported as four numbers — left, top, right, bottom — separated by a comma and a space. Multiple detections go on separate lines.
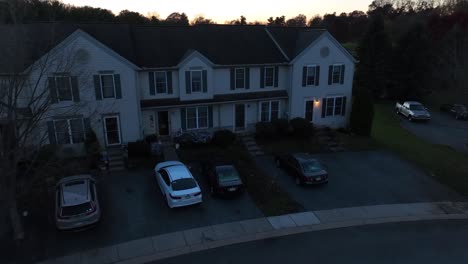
264, 27, 290, 62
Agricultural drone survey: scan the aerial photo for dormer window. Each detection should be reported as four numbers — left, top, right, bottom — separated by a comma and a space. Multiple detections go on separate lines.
191, 70, 203, 92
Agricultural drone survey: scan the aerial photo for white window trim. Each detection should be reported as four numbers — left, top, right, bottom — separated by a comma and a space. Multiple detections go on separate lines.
234, 67, 246, 89
332, 64, 343, 84
259, 100, 280, 122
305, 65, 317, 87
154, 71, 168, 94
54, 75, 73, 102
186, 106, 209, 130
99, 74, 116, 99
190, 70, 203, 93
264, 66, 275, 88
324, 96, 345, 117
53, 118, 85, 144
304, 99, 315, 122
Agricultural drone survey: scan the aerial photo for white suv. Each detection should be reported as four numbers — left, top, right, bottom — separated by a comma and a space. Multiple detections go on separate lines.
55, 175, 101, 230
154, 161, 202, 208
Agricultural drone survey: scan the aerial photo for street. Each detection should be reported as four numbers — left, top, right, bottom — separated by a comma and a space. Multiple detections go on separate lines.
156, 219, 468, 264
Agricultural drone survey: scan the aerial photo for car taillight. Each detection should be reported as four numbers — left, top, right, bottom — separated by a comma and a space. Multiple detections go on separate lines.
86, 202, 96, 215
194, 192, 202, 196
169, 194, 181, 200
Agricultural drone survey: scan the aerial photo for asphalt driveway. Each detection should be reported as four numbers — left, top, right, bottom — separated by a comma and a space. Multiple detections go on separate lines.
399, 111, 468, 154
256, 151, 464, 211
10, 166, 262, 263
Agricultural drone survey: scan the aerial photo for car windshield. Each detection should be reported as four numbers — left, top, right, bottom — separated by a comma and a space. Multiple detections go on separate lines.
61, 202, 93, 217
172, 178, 197, 191
216, 166, 241, 183
409, 104, 425, 111
301, 160, 324, 174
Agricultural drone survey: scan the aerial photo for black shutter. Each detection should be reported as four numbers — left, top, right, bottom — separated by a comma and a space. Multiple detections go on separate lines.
341, 96, 347, 116
260, 67, 265, 88
84, 118, 91, 134
47, 121, 56, 144
166, 71, 173, 94
185, 71, 191, 94
315, 66, 320, 86
245, 68, 250, 89
48, 77, 58, 103
321, 98, 326, 118
328, 65, 333, 85
114, 74, 122, 99
202, 70, 207, 92
208, 105, 213, 128
71, 76, 80, 102
230, 68, 235, 90
340, 65, 345, 84
302, 66, 307, 87
274, 66, 279, 87
93, 75, 102, 100
181, 108, 186, 130
149, 72, 155, 95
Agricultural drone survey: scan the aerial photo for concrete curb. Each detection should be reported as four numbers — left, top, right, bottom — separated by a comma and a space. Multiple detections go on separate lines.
37, 202, 468, 264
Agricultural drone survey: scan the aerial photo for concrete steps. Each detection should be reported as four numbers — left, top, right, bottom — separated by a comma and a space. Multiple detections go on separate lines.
241, 135, 264, 157
106, 147, 126, 172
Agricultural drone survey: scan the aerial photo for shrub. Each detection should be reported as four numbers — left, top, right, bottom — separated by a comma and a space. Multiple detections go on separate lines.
212, 129, 236, 148
273, 118, 290, 137
85, 129, 101, 169
127, 140, 150, 158
350, 87, 374, 136
255, 122, 278, 139
145, 134, 159, 143
290, 117, 314, 138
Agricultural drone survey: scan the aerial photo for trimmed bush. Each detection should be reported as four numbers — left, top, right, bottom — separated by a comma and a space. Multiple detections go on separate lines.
85, 129, 101, 169
273, 118, 290, 137
127, 140, 150, 158
255, 122, 278, 139
212, 129, 236, 148
290, 117, 314, 138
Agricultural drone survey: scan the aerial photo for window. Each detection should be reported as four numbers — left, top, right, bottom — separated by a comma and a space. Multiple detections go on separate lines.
305, 100, 314, 122
100, 74, 115, 98
332, 65, 342, 84
235, 68, 245, 89
54, 118, 85, 144
191, 70, 202, 92
186, 106, 209, 129
155, 72, 167, 94
55, 76, 72, 101
306, 66, 316, 86
260, 101, 280, 122
264, 67, 274, 87
160, 170, 170, 186
324, 96, 346, 117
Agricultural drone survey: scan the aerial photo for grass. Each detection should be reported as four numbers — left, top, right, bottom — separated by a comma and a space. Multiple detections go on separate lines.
372, 103, 468, 195
336, 132, 378, 152
177, 143, 302, 216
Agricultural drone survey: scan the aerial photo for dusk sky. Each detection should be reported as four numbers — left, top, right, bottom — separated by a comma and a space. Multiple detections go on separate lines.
61, 0, 372, 22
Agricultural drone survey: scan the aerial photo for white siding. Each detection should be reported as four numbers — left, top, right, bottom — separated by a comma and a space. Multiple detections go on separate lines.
139, 71, 180, 100
178, 56, 214, 101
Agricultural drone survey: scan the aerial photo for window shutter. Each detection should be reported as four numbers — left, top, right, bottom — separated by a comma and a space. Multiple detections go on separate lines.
274, 66, 279, 87
166, 71, 173, 94
185, 71, 191, 94
48, 77, 58, 103
208, 105, 213, 128
180, 108, 186, 130
149, 72, 155, 96
315, 66, 320, 86
260, 67, 265, 88
302, 66, 307, 87
71, 76, 80, 102
328, 65, 333, 85
341, 96, 347, 116
93, 75, 102, 100
84, 118, 91, 134
245, 68, 250, 89
321, 98, 326, 118
202, 70, 208, 93
47, 121, 56, 144
340, 65, 345, 84
230, 68, 235, 90
114, 74, 122, 99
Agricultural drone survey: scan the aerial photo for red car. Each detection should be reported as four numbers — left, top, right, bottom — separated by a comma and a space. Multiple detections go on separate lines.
275, 153, 328, 185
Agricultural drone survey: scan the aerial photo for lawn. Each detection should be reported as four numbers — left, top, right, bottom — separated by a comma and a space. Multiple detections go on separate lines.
177, 143, 302, 216
372, 103, 468, 195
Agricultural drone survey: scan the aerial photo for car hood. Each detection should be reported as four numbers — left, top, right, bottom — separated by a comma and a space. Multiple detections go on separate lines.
304, 170, 328, 177
219, 179, 243, 187
410, 110, 430, 116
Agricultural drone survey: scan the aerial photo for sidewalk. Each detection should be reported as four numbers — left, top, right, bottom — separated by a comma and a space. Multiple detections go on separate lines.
37, 201, 468, 264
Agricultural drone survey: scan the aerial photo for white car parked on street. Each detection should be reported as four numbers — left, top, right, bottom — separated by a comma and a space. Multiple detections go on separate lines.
154, 161, 202, 208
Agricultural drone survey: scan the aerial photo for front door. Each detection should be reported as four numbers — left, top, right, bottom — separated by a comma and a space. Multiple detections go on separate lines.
158, 111, 169, 136
235, 104, 245, 131
103, 115, 121, 146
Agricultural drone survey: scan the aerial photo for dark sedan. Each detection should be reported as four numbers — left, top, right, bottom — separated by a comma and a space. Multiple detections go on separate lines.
440, 104, 468, 120
203, 163, 244, 197
275, 153, 328, 185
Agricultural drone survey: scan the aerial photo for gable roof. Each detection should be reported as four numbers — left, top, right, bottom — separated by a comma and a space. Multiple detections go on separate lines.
266, 27, 327, 59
